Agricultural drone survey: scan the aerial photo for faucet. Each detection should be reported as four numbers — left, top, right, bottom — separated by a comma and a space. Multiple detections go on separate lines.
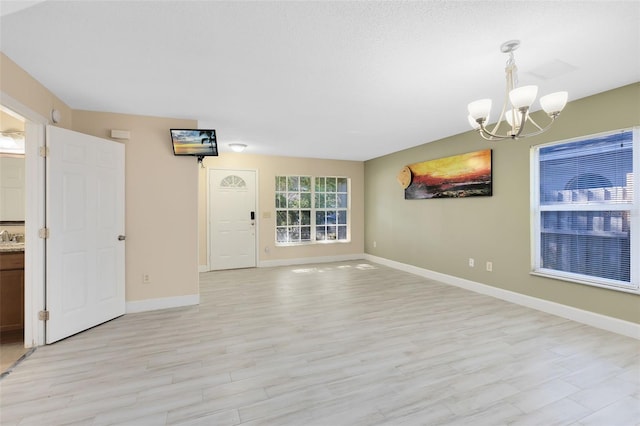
0, 230, 9, 242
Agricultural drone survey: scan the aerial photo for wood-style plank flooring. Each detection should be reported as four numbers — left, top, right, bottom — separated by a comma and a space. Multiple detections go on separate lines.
0, 342, 30, 375
1, 261, 638, 425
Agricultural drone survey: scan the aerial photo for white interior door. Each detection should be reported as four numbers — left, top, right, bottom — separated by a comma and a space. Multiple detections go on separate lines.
46, 126, 125, 344
209, 169, 256, 270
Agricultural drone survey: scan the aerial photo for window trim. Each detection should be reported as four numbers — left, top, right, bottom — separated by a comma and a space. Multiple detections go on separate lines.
275, 175, 351, 246
530, 127, 639, 293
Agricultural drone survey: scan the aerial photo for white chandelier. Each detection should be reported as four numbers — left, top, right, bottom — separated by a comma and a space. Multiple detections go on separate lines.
467, 40, 568, 140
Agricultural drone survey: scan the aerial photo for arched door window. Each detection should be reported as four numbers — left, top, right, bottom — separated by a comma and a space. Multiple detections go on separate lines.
220, 175, 246, 188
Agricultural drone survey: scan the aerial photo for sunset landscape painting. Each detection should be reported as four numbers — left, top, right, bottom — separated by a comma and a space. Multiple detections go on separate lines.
405, 149, 492, 199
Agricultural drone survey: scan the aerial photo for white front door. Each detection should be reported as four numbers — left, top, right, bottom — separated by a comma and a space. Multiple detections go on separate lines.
209, 169, 256, 270
46, 126, 125, 344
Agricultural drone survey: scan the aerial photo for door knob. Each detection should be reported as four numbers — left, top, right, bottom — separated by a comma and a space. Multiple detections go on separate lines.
118, 235, 126, 241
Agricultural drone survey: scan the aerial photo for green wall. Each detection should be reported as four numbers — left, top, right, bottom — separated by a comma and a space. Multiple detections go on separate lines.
364, 83, 640, 323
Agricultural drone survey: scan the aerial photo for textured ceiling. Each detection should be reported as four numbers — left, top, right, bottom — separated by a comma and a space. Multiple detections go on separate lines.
1, 1, 638, 160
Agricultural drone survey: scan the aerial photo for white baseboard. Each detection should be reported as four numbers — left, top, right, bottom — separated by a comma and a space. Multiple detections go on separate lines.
198, 265, 209, 273
364, 254, 640, 340
259, 253, 365, 268
126, 294, 200, 314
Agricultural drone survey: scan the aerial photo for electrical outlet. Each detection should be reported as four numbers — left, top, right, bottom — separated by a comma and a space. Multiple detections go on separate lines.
486, 261, 493, 272
373, 241, 377, 248
143, 274, 151, 284
468, 258, 475, 267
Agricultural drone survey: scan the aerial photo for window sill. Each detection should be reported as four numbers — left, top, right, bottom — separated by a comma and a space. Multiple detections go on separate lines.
530, 269, 640, 295
276, 239, 351, 247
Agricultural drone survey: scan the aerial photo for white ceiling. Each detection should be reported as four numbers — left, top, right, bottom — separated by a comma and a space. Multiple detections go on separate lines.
1, 1, 638, 161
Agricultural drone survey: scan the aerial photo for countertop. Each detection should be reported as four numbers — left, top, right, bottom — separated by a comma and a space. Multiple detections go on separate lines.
0, 243, 25, 253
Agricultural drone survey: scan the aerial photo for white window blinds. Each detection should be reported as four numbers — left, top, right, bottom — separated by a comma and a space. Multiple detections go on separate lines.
533, 129, 638, 291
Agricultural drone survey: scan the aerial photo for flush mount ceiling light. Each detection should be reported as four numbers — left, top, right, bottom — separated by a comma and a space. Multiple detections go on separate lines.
467, 40, 568, 140
228, 143, 247, 152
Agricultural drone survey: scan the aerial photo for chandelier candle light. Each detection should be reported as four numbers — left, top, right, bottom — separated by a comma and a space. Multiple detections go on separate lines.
467, 40, 568, 140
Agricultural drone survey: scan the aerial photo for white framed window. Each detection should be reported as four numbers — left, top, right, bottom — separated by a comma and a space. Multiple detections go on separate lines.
275, 176, 350, 245
531, 128, 639, 293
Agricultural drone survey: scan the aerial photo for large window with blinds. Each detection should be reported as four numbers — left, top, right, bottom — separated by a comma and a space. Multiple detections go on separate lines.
531, 128, 638, 292
275, 176, 350, 245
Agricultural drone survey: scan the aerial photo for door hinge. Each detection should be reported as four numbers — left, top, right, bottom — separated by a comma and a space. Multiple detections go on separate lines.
38, 227, 50, 239
39, 146, 49, 157
38, 310, 50, 321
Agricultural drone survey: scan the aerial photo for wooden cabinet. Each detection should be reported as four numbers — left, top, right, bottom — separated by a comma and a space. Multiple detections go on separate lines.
0, 251, 24, 339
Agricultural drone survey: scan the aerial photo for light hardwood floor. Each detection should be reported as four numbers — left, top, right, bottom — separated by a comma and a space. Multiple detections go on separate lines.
0, 342, 30, 375
0, 261, 638, 425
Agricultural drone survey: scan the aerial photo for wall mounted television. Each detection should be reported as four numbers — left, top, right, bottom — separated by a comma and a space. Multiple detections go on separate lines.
170, 129, 218, 157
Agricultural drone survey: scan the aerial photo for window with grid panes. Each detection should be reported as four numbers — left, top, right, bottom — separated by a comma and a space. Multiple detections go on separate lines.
275, 176, 350, 244
531, 128, 638, 293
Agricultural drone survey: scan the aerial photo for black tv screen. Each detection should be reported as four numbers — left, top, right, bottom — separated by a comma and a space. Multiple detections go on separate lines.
170, 129, 218, 156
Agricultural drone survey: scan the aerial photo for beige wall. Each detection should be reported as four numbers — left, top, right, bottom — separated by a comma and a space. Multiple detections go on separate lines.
364, 83, 640, 324
1, 53, 72, 129
73, 111, 199, 302
198, 153, 364, 267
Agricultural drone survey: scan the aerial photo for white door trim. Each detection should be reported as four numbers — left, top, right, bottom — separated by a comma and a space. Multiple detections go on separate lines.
206, 168, 258, 271
1, 91, 48, 348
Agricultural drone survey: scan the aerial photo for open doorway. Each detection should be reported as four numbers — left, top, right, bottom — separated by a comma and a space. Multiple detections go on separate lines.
0, 94, 47, 372
0, 106, 27, 373
0, 96, 126, 372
